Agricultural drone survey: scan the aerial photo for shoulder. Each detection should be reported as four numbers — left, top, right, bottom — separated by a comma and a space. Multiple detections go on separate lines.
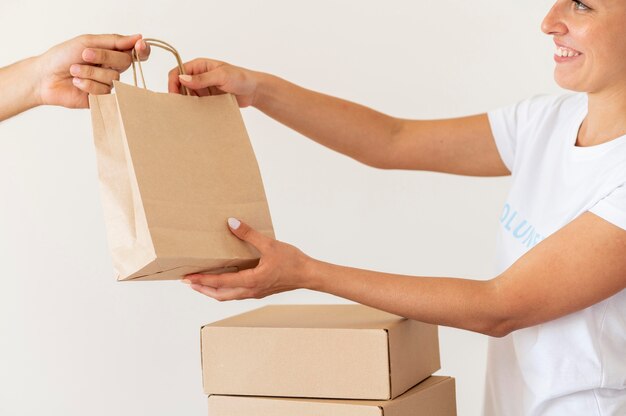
492, 93, 585, 135
515, 93, 583, 121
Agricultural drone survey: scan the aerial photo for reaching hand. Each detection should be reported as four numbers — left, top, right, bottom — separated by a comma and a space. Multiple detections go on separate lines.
183, 218, 313, 301
168, 58, 262, 107
36, 34, 151, 109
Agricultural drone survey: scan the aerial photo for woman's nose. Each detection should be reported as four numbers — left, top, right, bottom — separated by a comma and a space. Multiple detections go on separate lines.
541, 1, 568, 36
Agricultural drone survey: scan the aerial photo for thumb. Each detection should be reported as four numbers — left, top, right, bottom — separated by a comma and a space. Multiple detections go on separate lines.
133, 39, 151, 61
227, 217, 270, 251
179, 70, 225, 90
85, 33, 142, 51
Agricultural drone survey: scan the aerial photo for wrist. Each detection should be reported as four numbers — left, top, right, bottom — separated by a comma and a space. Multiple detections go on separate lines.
251, 72, 277, 109
21, 55, 44, 108
0, 55, 44, 121
300, 256, 329, 292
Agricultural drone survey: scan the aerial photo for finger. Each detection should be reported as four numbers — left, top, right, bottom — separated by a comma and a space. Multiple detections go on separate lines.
169, 64, 205, 94
182, 58, 222, 75
227, 217, 271, 250
72, 77, 112, 95
82, 48, 132, 71
134, 39, 151, 61
189, 284, 250, 301
168, 58, 217, 85
70, 64, 120, 86
168, 66, 181, 94
169, 67, 211, 96
178, 68, 227, 90
169, 59, 223, 94
184, 269, 256, 288
81, 33, 142, 52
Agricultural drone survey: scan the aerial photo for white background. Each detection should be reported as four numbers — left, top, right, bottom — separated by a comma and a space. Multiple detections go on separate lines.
0, 1, 562, 415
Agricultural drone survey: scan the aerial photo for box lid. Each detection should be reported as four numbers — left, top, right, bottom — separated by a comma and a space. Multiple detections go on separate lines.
204, 304, 407, 330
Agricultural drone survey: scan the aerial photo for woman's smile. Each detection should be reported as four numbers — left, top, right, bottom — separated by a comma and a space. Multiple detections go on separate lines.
554, 41, 583, 63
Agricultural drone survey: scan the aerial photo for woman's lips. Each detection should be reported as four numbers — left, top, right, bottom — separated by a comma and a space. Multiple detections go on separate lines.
553, 43, 583, 63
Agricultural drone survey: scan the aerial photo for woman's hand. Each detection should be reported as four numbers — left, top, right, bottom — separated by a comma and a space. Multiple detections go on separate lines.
36, 34, 151, 109
183, 218, 314, 301
0, 33, 151, 121
168, 58, 263, 107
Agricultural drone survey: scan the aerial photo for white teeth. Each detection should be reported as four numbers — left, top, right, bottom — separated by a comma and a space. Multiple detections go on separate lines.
556, 47, 580, 58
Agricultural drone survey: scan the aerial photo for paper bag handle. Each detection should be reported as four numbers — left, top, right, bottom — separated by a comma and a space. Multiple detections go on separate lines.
131, 38, 191, 96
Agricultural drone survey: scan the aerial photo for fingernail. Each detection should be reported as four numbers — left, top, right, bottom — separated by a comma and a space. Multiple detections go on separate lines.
69, 64, 80, 76
72, 77, 81, 86
181, 279, 191, 285
228, 217, 241, 230
178, 74, 192, 82
83, 49, 96, 61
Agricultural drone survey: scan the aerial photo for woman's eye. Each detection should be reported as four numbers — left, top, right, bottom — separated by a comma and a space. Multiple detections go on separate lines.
573, 0, 590, 10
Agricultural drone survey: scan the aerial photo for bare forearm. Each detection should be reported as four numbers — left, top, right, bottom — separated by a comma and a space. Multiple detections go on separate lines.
253, 73, 401, 168
305, 259, 508, 337
0, 56, 42, 121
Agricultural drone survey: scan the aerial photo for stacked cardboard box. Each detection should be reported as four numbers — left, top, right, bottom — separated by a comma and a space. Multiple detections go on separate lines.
201, 304, 457, 415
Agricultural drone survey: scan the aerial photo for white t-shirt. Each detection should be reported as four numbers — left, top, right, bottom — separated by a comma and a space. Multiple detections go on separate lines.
484, 93, 626, 416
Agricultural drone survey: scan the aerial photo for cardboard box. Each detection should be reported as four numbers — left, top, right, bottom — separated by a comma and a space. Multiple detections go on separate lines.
201, 304, 440, 400
207, 376, 456, 416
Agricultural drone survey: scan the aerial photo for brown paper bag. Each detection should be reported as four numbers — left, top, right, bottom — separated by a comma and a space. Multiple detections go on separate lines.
88, 39, 274, 281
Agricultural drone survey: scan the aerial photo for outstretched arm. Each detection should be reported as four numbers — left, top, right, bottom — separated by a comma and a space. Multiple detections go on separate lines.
170, 59, 509, 177
183, 213, 626, 337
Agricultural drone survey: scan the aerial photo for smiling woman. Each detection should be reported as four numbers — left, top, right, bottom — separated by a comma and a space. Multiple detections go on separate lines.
176, 1, 626, 414
544, 0, 626, 89
2, 1, 624, 415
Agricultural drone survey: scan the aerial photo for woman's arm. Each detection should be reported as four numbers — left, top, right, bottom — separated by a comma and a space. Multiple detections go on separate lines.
183, 212, 626, 337
0, 57, 42, 121
170, 60, 509, 176
0, 34, 149, 122
256, 75, 508, 176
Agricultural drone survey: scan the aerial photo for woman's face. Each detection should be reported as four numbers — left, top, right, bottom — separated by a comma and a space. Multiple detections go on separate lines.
542, 0, 626, 93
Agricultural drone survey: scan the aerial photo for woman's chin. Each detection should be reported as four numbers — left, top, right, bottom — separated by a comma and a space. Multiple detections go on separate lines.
554, 74, 586, 92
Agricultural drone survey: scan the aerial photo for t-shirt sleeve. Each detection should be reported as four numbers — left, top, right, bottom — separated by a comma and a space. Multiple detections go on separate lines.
487, 103, 519, 173
589, 184, 626, 230
487, 94, 559, 174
